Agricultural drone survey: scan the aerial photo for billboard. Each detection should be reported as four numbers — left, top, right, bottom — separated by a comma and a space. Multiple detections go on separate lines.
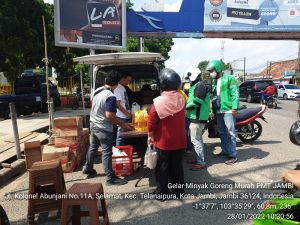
126, 0, 204, 38
204, 0, 300, 32
54, 0, 126, 50
283, 70, 296, 78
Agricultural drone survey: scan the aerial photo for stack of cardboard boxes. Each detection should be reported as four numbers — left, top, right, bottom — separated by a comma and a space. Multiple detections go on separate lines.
41, 116, 90, 173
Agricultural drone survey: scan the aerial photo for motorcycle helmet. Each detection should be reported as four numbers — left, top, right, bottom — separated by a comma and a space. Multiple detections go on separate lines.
184, 67, 201, 82
206, 60, 224, 73
159, 68, 181, 91
289, 121, 300, 146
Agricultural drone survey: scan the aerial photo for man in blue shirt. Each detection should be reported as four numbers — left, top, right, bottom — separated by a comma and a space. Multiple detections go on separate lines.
83, 70, 133, 185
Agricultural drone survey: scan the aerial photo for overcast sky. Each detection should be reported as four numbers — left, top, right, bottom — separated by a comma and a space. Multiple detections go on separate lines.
44, 0, 299, 76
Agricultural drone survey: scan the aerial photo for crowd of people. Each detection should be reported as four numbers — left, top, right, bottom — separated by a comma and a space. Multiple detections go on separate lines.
81, 59, 300, 197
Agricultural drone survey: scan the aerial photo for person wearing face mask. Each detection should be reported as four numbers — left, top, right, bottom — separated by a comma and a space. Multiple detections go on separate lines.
206, 60, 239, 165
185, 67, 211, 170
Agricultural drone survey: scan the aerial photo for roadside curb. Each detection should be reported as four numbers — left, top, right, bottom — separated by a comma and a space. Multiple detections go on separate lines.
0, 159, 26, 186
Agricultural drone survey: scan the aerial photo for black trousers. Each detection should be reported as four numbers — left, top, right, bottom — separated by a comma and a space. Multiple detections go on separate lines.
155, 148, 184, 195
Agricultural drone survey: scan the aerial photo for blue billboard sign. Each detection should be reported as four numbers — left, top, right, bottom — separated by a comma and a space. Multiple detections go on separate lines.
284, 70, 296, 78
127, 0, 204, 37
204, 0, 300, 32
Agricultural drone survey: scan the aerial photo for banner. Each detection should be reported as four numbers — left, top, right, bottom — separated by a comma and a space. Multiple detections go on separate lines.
126, 0, 204, 38
54, 0, 126, 50
204, 0, 300, 32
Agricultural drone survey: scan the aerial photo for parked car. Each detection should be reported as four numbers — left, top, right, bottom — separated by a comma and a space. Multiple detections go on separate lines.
239, 79, 274, 103
0, 72, 61, 119
276, 84, 300, 100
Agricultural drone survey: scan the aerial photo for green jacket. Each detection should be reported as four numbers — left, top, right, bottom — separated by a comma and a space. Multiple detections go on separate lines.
186, 82, 211, 123
212, 73, 239, 112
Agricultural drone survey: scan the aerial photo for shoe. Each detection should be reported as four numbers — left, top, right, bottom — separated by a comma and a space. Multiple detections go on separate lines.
106, 177, 128, 186
82, 168, 97, 176
189, 163, 206, 171
225, 157, 237, 165
214, 152, 228, 158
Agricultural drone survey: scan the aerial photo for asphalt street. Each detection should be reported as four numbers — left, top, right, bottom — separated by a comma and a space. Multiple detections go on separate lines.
0, 99, 300, 225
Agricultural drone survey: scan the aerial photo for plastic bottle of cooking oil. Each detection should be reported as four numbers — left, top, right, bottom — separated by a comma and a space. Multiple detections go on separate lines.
135, 111, 143, 132
142, 110, 148, 132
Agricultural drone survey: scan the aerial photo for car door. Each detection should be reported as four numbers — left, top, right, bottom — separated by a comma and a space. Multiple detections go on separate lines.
239, 82, 248, 99
277, 85, 284, 98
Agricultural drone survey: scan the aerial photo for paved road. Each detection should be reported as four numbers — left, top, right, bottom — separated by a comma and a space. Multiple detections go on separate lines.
0, 100, 299, 225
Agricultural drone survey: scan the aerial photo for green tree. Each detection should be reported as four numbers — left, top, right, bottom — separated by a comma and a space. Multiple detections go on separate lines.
0, 0, 50, 81
127, 38, 174, 68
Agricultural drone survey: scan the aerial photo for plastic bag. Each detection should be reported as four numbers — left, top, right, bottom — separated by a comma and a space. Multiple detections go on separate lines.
144, 145, 158, 169
131, 102, 141, 114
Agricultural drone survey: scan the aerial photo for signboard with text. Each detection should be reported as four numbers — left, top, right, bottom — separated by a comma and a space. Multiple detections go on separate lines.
54, 0, 126, 50
204, 0, 300, 32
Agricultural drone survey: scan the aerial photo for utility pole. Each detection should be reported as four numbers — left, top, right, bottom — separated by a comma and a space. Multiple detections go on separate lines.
243, 57, 246, 81
266, 61, 269, 78
139, 37, 144, 52
42, 16, 53, 136
269, 61, 272, 79
298, 40, 300, 85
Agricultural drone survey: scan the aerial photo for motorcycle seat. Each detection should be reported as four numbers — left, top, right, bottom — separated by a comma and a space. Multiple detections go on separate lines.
236, 106, 262, 122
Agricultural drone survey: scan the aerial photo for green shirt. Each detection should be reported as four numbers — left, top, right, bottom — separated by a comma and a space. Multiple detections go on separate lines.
212, 73, 239, 112
186, 82, 211, 123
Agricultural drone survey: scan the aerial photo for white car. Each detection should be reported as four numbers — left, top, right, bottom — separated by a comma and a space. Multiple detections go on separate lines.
277, 84, 300, 100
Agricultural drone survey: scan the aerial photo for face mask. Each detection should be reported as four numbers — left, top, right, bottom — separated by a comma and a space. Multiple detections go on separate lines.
210, 71, 217, 79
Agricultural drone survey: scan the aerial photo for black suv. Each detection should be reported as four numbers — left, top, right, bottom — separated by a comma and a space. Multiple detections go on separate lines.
239, 79, 274, 103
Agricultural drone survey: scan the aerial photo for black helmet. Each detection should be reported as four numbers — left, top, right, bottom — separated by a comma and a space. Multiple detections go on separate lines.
159, 68, 181, 91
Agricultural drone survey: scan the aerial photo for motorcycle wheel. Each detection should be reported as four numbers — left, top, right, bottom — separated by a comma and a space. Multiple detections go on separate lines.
266, 99, 274, 109
238, 120, 262, 143
0, 204, 10, 225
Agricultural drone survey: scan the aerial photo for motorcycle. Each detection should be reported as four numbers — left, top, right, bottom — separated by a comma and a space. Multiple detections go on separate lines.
254, 164, 300, 225
71, 93, 90, 110
236, 105, 267, 143
289, 99, 300, 146
207, 105, 267, 143
261, 94, 278, 109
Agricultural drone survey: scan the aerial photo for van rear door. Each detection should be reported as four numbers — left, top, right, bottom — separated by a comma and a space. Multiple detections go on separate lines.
73, 52, 164, 96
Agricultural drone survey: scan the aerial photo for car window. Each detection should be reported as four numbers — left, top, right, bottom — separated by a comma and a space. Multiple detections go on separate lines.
239, 82, 247, 88
284, 84, 300, 90
278, 85, 283, 89
255, 81, 271, 89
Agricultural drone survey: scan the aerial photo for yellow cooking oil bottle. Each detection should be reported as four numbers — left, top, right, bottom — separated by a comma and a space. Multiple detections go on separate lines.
142, 110, 149, 132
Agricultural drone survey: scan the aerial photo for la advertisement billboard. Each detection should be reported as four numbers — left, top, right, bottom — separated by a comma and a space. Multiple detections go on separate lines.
54, 0, 126, 50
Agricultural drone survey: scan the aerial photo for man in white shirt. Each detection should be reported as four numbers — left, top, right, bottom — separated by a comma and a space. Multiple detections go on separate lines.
114, 74, 133, 146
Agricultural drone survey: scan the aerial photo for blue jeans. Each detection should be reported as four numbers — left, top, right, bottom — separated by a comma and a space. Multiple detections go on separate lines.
83, 123, 115, 180
261, 93, 268, 102
190, 122, 206, 165
185, 118, 193, 151
216, 113, 237, 158
116, 117, 131, 146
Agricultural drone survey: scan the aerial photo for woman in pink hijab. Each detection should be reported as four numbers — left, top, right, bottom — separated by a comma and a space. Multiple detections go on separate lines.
148, 68, 187, 200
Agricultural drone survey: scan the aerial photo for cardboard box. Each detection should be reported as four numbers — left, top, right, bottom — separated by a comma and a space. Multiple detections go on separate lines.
24, 141, 42, 170
55, 126, 82, 137
54, 117, 83, 127
55, 136, 78, 148
61, 153, 76, 173
42, 145, 70, 163
54, 117, 83, 137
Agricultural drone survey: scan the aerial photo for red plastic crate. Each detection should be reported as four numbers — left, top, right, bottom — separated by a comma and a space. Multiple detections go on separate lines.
112, 145, 133, 176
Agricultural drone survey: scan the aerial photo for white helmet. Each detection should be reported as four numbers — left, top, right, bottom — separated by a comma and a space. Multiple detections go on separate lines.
184, 67, 201, 82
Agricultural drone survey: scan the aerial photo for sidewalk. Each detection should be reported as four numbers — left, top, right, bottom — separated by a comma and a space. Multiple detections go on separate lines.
0, 108, 89, 138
